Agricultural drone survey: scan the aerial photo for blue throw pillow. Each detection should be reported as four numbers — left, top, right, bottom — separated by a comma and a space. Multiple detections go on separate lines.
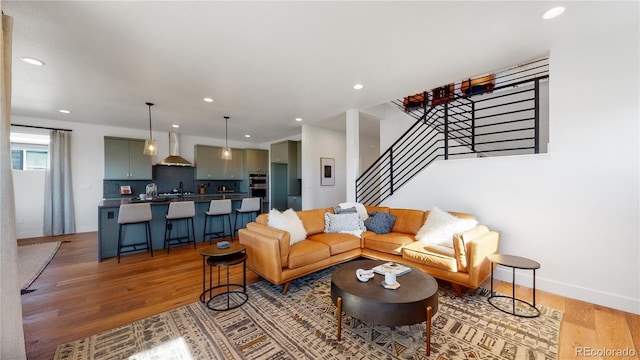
364, 212, 396, 234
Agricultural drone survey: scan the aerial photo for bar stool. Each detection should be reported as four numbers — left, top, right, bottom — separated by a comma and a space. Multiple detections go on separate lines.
203, 199, 232, 244
164, 201, 196, 253
234, 197, 261, 238
117, 203, 153, 263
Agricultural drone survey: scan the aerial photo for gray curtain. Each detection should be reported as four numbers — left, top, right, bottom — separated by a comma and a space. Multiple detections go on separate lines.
0, 13, 27, 359
43, 130, 76, 236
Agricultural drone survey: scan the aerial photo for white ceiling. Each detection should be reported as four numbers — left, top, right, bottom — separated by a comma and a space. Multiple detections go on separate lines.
3, 1, 637, 144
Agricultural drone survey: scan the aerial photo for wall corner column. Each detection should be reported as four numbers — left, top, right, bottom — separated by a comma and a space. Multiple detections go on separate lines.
346, 109, 359, 202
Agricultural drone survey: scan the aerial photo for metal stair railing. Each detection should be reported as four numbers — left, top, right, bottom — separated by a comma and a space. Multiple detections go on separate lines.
357, 58, 548, 206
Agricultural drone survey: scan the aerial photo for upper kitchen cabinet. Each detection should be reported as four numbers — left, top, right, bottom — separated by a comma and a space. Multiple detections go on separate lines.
270, 141, 290, 164
195, 145, 219, 180
195, 145, 245, 180
245, 148, 268, 174
104, 137, 152, 180
221, 147, 245, 180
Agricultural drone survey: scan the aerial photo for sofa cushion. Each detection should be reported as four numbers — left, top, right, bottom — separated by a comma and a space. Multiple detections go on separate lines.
403, 241, 458, 272
363, 232, 415, 255
365, 206, 390, 214
287, 240, 331, 269
268, 209, 307, 245
389, 209, 427, 235
416, 207, 478, 246
297, 208, 334, 235
364, 212, 396, 234
308, 232, 361, 256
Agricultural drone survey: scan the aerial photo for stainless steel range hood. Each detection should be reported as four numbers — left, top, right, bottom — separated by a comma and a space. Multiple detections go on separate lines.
158, 132, 193, 166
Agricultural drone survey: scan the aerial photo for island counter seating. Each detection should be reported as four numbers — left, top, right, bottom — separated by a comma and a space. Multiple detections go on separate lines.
98, 194, 251, 261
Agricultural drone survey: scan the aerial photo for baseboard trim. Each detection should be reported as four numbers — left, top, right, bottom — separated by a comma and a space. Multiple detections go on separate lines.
492, 268, 639, 315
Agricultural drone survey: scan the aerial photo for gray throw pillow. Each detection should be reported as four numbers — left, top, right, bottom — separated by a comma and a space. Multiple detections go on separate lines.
364, 212, 396, 234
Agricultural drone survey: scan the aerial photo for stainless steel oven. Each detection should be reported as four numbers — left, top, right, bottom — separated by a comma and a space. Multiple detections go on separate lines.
249, 174, 268, 204
249, 173, 267, 187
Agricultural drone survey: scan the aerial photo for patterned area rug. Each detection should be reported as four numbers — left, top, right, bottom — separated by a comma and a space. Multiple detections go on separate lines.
55, 267, 562, 359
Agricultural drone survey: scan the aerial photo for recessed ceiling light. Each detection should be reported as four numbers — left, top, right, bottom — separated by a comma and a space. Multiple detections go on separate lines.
21, 57, 45, 66
203, 97, 213, 103
172, 124, 180, 128
542, 6, 565, 20
353, 84, 364, 90
244, 134, 251, 138
295, 117, 302, 122
58, 109, 71, 114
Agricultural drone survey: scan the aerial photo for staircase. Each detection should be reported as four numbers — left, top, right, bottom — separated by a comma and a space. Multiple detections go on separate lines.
356, 58, 549, 206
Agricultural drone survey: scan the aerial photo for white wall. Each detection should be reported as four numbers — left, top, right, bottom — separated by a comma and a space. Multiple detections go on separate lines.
301, 124, 346, 209
12, 169, 45, 238
358, 133, 379, 176
381, 24, 639, 314
10, 116, 264, 238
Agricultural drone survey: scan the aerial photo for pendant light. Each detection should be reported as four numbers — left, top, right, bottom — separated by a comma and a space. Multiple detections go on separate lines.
221, 116, 232, 160
143, 102, 157, 155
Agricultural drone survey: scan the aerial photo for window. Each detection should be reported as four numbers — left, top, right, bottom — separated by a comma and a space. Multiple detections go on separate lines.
10, 132, 49, 171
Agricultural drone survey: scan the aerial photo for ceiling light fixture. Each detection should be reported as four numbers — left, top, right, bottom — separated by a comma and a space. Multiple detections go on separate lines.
244, 134, 251, 138
203, 97, 213, 103
59, 109, 71, 114
353, 84, 364, 90
221, 116, 232, 160
542, 6, 565, 20
172, 124, 180, 128
143, 102, 157, 156
295, 117, 302, 122
21, 57, 45, 66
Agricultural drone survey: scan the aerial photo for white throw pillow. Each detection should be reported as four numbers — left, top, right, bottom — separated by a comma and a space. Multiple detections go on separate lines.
324, 212, 366, 234
338, 202, 369, 221
416, 207, 478, 247
268, 208, 307, 245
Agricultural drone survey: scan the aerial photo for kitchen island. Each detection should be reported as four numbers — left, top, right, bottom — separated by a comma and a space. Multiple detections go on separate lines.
98, 193, 251, 261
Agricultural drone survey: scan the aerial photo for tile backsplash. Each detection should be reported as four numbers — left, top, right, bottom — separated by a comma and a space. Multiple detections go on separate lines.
103, 166, 244, 199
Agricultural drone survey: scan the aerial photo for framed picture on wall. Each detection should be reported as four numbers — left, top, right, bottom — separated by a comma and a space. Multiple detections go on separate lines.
321, 157, 335, 186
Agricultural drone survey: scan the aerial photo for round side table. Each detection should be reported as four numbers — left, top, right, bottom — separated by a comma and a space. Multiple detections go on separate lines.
488, 253, 540, 318
200, 243, 248, 311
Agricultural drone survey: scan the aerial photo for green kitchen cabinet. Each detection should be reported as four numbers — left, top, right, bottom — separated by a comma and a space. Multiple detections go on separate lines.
245, 148, 268, 173
104, 137, 152, 180
195, 145, 245, 180
270, 141, 300, 210
287, 195, 302, 211
195, 145, 221, 180
270, 141, 289, 164
220, 147, 245, 180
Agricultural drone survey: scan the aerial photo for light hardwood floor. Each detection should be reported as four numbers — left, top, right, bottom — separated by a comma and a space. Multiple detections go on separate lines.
20, 232, 639, 360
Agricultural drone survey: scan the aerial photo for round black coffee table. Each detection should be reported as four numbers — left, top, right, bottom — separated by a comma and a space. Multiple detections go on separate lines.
331, 259, 438, 356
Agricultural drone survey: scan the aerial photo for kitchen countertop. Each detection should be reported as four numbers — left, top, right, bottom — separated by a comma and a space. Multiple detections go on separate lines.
99, 193, 248, 208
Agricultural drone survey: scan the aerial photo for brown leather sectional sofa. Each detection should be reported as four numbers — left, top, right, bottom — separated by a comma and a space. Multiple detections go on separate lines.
238, 206, 500, 296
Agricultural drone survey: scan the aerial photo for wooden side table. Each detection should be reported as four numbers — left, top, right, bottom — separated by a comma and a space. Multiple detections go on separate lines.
200, 243, 248, 311
488, 253, 540, 318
